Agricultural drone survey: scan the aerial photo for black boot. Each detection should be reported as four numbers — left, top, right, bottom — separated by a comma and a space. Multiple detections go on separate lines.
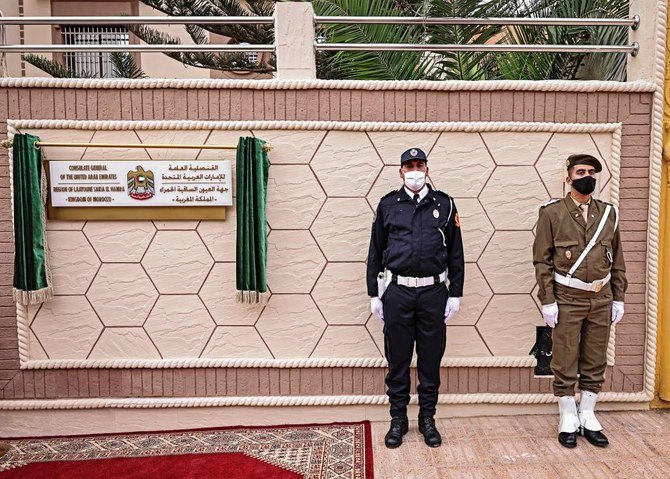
558, 431, 577, 448
580, 428, 609, 448
384, 416, 408, 449
418, 415, 442, 447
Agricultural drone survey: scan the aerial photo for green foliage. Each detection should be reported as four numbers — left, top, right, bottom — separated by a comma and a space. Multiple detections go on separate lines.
23, 52, 147, 79
25, 0, 630, 81
22, 54, 94, 78
312, 0, 428, 80
128, 0, 275, 73
111, 52, 147, 79
495, 0, 629, 80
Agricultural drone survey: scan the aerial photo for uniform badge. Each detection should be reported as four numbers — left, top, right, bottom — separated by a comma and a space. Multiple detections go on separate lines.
410, 149, 418, 156
565, 250, 572, 260
433, 209, 439, 218
454, 212, 461, 228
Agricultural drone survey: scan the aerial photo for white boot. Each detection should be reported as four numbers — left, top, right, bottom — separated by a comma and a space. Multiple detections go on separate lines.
558, 396, 580, 434
578, 390, 603, 431
578, 390, 609, 447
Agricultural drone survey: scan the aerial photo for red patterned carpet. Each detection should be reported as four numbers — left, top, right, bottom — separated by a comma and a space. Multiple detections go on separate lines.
0, 422, 373, 479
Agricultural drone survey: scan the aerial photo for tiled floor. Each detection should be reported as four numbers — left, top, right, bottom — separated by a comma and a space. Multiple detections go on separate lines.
371, 410, 670, 478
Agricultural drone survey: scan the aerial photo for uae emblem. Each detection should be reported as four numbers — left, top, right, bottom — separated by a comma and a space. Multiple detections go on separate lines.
127, 165, 155, 200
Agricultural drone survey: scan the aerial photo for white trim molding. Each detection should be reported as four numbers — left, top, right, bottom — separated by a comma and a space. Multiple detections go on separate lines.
0, 77, 657, 92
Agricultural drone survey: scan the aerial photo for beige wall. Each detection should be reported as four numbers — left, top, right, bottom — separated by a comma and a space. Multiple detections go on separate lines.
17, 126, 618, 364
0, 84, 652, 404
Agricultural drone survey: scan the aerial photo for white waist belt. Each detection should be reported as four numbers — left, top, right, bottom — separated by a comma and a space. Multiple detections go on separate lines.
394, 271, 447, 288
553, 272, 611, 293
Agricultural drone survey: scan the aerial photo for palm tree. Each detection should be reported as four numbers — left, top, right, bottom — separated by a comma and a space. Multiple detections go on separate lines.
23, 0, 629, 81
494, 0, 629, 80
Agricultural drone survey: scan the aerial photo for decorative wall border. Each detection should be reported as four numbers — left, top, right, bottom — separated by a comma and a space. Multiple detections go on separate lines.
7, 119, 624, 373
0, 77, 657, 92
0, 390, 650, 411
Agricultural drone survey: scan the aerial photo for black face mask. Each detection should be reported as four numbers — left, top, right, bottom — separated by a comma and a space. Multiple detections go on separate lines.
571, 176, 597, 195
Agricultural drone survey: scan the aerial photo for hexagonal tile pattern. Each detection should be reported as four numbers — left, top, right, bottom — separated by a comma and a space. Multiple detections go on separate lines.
199, 263, 265, 325
46, 231, 100, 295
87, 264, 158, 327
478, 295, 540, 356
366, 166, 403, 209
251, 130, 326, 164
82, 130, 150, 160
266, 230, 326, 294
310, 131, 382, 197
88, 328, 161, 359
142, 231, 213, 294
135, 129, 211, 160
481, 132, 551, 165
29, 329, 48, 360
311, 198, 373, 262
46, 220, 85, 231
590, 132, 613, 169
198, 207, 236, 262
455, 199, 494, 261
144, 295, 215, 359
445, 326, 491, 357
451, 264, 492, 326
84, 221, 155, 262
536, 133, 609, 199
365, 315, 384, 356
428, 133, 495, 197
201, 326, 272, 358
367, 131, 440, 165
479, 166, 549, 231
31, 296, 102, 359
266, 165, 326, 229
478, 231, 536, 294
312, 263, 369, 325
310, 326, 381, 358
256, 295, 326, 358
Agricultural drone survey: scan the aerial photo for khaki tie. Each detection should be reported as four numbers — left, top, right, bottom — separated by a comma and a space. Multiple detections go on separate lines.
580, 203, 589, 222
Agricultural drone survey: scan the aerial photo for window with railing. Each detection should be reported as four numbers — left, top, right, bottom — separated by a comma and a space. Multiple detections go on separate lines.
60, 25, 129, 78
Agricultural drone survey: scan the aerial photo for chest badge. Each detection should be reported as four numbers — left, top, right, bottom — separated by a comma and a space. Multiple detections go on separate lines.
565, 250, 572, 260
433, 209, 439, 219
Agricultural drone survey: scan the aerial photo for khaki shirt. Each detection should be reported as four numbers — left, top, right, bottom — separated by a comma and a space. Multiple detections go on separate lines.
533, 194, 627, 305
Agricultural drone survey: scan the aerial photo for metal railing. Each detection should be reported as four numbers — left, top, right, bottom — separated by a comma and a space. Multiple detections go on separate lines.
0, 13, 642, 62
0, 15, 274, 54
313, 15, 640, 56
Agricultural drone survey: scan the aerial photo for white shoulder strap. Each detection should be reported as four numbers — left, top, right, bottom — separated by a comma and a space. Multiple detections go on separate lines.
566, 204, 612, 279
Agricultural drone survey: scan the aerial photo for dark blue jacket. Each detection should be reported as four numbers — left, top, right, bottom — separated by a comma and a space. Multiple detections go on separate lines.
366, 185, 465, 298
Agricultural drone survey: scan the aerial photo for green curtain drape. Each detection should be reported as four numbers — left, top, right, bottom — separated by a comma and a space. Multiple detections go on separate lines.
12, 133, 53, 305
236, 136, 270, 304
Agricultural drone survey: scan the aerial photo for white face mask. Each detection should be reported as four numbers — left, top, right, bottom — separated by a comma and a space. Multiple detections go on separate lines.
403, 170, 426, 191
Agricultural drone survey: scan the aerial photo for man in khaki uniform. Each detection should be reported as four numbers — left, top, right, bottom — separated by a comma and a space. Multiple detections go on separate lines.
533, 154, 627, 449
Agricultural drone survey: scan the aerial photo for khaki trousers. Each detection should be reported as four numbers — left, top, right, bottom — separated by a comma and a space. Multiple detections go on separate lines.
551, 283, 613, 397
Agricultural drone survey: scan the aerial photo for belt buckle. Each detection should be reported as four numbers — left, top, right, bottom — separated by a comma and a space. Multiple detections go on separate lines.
408, 277, 417, 287
593, 280, 603, 293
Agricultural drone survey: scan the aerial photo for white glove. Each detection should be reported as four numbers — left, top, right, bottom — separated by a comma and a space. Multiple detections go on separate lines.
444, 297, 461, 324
612, 301, 625, 325
370, 298, 384, 322
541, 302, 559, 328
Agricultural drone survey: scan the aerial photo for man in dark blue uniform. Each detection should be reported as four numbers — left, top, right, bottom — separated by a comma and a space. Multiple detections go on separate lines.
367, 147, 465, 449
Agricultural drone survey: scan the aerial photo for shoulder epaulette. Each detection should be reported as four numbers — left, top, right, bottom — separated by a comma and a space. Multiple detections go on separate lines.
381, 190, 398, 200
540, 198, 560, 208
432, 189, 451, 199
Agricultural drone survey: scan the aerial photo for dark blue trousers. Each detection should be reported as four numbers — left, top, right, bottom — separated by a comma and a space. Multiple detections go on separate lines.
382, 281, 448, 418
